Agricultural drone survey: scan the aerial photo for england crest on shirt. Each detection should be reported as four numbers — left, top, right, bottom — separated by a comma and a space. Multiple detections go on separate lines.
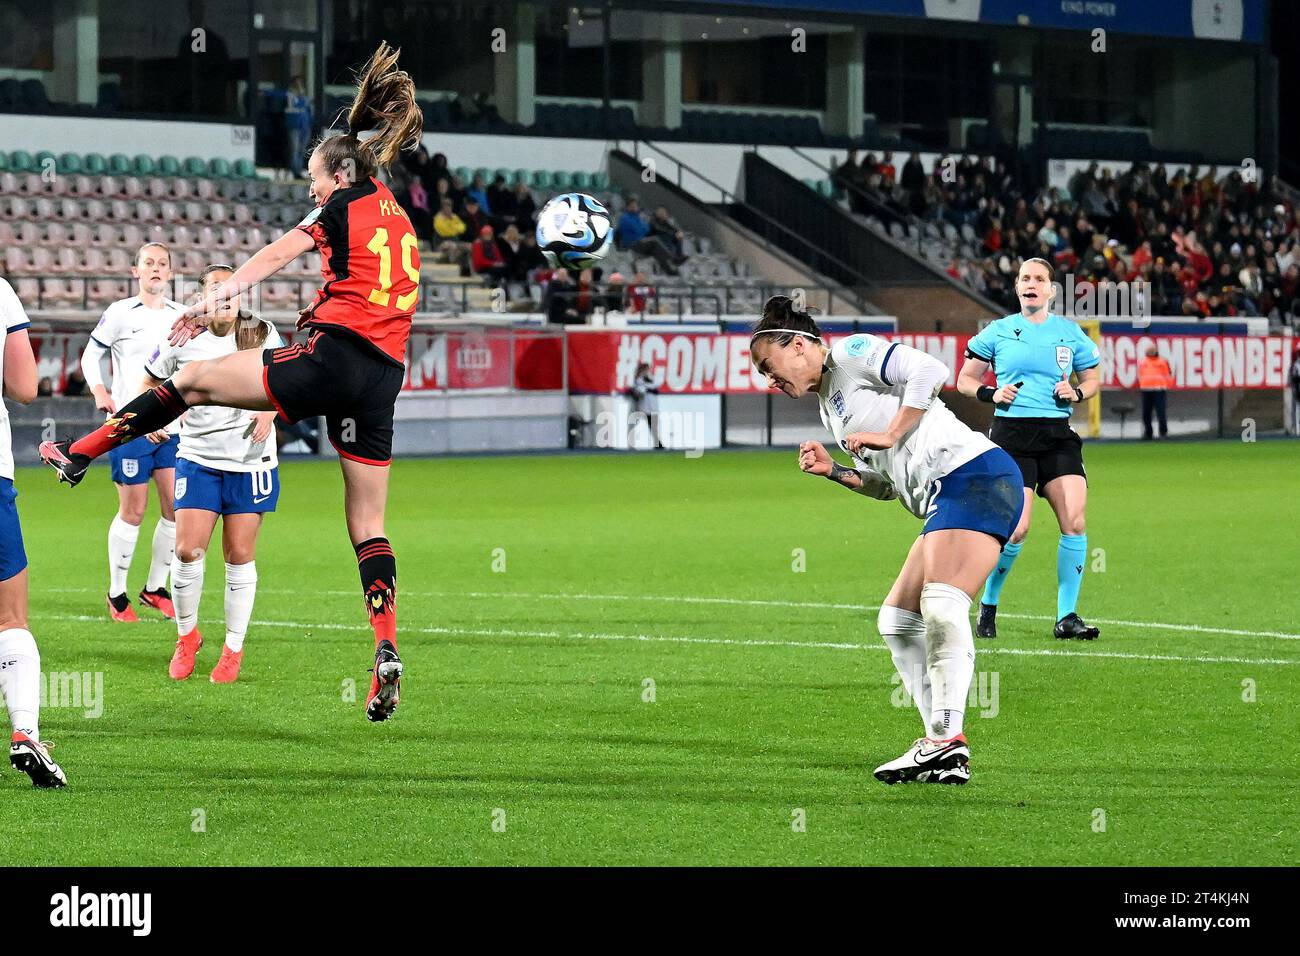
122, 459, 138, 478
830, 390, 846, 417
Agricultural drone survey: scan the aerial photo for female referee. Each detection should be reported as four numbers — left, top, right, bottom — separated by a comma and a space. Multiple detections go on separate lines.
956, 257, 1102, 641
752, 296, 1025, 785
40, 42, 422, 722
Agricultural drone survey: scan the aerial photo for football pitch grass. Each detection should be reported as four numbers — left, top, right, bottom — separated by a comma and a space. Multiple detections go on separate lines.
0, 440, 1296, 866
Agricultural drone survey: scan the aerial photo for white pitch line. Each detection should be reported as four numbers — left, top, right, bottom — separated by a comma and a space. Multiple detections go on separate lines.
40, 613, 1300, 667
39, 586, 1300, 641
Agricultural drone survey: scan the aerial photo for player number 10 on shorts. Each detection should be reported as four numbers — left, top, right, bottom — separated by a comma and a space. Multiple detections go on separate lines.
251, 469, 274, 498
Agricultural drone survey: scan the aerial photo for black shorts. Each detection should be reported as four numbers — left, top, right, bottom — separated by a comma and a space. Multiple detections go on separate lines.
262, 327, 405, 465
989, 416, 1087, 498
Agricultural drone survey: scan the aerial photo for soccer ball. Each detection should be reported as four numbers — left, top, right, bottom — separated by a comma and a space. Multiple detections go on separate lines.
536, 192, 613, 271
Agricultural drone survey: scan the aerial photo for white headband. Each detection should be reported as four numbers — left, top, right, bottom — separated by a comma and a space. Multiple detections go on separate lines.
750, 328, 822, 343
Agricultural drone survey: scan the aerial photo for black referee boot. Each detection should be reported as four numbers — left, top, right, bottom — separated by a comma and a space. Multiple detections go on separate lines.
976, 602, 998, 639
1054, 612, 1100, 640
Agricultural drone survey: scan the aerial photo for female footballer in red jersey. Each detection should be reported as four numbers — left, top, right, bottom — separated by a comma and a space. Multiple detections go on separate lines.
40, 43, 422, 722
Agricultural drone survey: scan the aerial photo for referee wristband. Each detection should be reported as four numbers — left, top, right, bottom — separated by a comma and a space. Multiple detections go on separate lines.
976, 385, 996, 403
1073, 385, 1085, 403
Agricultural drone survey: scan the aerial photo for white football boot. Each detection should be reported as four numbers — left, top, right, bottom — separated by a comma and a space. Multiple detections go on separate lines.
10, 733, 67, 788
873, 734, 970, 785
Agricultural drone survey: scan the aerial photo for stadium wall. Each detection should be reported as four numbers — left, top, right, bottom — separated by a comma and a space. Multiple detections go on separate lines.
0, 115, 256, 163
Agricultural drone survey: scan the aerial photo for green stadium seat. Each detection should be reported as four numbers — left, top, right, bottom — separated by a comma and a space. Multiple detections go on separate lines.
182, 156, 207, 177
492, 167, 510, 182
569, 171, 591, 190
511, 168, 528, 185
550, 171, 572, 191
529, 170, 551, 189
208, 157, 231, 178
83, 153, 107, 175
817, 180, 834, 198
471, 167, 488, 184
158, 155, 181, 176
0, 152, 8, 172
132, 154, 156, 176
453, 165, 471, 183
233, 158, 256, 178
34, 150, 56, 173
57, 152, 83, 174
589, 171, 609, 191
108, 153, 131, 175
9, 151, 34, 172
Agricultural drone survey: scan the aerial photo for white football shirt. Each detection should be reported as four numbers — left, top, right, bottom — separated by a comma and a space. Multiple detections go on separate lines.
817, 334, 996, 519
145, 319, 283, 472
0, 278, 34, 482
88, 296, 185, 410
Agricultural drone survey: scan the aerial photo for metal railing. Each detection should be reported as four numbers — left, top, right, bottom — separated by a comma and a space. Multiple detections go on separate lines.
626, 140, 877, 314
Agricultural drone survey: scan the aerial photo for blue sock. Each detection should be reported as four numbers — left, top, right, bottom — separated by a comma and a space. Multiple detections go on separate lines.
981, 540, 1022, 606
1057, 533, 1088, 620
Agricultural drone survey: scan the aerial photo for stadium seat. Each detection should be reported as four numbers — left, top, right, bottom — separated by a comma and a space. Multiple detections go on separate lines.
183, 157, 207, 177
57, 153, 83, 175
208, 158, 231, 178
158, 155, 181, 176
8, 151, 34, 173
233, 159, 256, 178
132, 155, 156, 176
108, 154, 132, 175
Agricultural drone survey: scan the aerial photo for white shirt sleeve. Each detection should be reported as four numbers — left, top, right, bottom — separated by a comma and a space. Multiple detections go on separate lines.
0, 279, 31, 332
262, 322, 284, 349
81, 304, 121, 390
144, 341, 178, 381
852, 463, 898, 501
833, 335, 950, 410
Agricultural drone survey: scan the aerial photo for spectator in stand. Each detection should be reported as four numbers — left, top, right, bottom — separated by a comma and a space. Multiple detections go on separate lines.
602, 271, 626, 313
542, 268, 583, 324
471, 224, 510, 295
1289, 345, 1300, 435
284, 76, 313, 178
429, 152, 452, 192
614, 198, 680, 276
487, 174, 513, 220
461, 196, 489, 238
434, 198, 472, 276
877, 151, 897, 187
37, 377, 54, 398
1137, 345, 1174, 440
63, 367, 87, 397
496, 223, 528, 286
625, 271, 654, 314
390, 165, 432, 245
649, 206, 688, 266
517, 231, 548, 281
510, 180, 538, 233
466, 173, 492, 215
833, 150, 860, 203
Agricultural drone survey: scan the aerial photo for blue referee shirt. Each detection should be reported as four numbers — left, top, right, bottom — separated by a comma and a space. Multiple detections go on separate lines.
966, 313, 1101, 419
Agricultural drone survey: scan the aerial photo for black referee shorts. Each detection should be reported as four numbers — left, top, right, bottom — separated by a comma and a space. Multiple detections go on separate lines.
989, 416, 1087, 498
262, 327, 405, 465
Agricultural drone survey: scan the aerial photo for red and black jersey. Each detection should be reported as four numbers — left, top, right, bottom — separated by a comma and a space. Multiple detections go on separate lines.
295, 177, 420, 366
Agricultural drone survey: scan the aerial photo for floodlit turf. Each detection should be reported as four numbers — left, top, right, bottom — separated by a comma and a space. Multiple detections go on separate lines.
0, 440, 1296, 866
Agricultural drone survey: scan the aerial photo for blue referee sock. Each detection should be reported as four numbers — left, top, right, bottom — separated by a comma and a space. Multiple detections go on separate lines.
1057, 533, 1088, 620
980, 540, 1022, 606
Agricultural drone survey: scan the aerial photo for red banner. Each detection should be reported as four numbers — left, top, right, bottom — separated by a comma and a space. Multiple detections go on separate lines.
566, 330, 1296, 394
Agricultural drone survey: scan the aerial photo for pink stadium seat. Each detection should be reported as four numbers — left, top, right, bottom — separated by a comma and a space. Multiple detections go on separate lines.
119, 223, 143, 247
44, 222, 69, 245
41, 278, 85, 308
96, 175, 120, 197
135, 200, 157, 222
181, 201, 205, 223
92, 222, 119, 246
83, 198, 106, 221
29, 247, 54, 273
170, 178, 193, 200
170, 224, 194, 248
14, 279, 39, 304
214, 226, 239, 251
0, 222, 14, 245
18, 173, 43, 195
70, 175, 95, 197
13, 221, 41, 245
231, 203, 252, 225
193, 225, 216, 249
159, 200, 182, 222
108, 199, 132, 221
146, 177, 169, 200
3, 248, 29, 274
0, 171, 17, 194
81, 248, 105, 274
87, 279, 122, 308
181, 249, 206, 274
120, 176, 143, 199
0, 196, 22, 219
105, 248, 132, 271
42, 198, 67, 221
208, 201, 228, 223
194, 178, 215, 200
262, 281, 295, 308
54, 247, 79, 272
68, 222, 93, 246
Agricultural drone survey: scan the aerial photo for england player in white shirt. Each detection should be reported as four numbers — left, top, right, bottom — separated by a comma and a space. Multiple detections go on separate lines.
142, 265, 282, 684
750, 296, 1025, 785
80, 243, 183, 623
0, 278, 67, 786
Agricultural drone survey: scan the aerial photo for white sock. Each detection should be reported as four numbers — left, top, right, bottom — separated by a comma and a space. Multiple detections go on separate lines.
107, 514, 140, 598
921, 582, 976, 741
0, 628, 40, 739
170, 555, 205, 635
877, 605, 931, 734
224, 561, 257, 653
146, 517, 176, 592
